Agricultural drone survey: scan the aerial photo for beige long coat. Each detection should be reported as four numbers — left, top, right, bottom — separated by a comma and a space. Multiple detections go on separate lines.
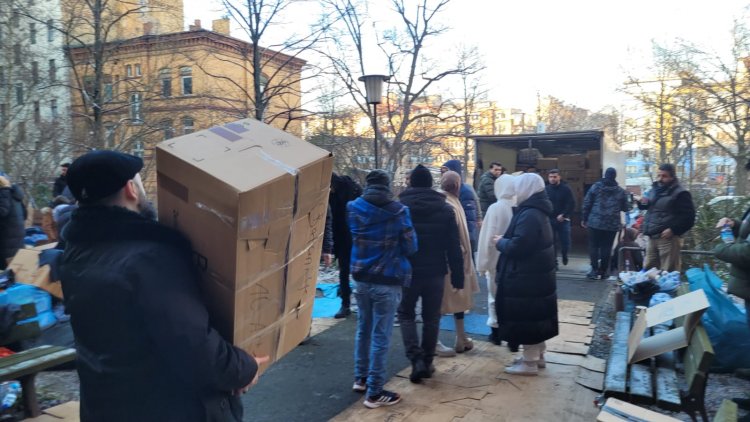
441, 193, 480, 313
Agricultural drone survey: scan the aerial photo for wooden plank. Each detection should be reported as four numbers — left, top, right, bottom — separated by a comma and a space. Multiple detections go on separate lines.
654, 367, 681, 412
544, 352, 583, 366
603, 312, 630, 398
558, 323, 594, 344
597, 398, 682, 422
628, 363, 654, 405
558, 315, 593, 326
24, 401, 80, 421
545, 339, 589, 356
713, 399, 738, 422
0, 346, 61, 369
576, 366, 604, 392
580, 356, 606, 373
0, 348, 76, 381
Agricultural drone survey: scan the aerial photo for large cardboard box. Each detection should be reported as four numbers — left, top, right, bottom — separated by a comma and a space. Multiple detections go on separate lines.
557, 154, 586, 170
561, 170, 585, 185
156, 119, 333, 371
586, 150, 602, 170
627, 289, 710, 364
535, 158, 558, 170
8, 249, 63, 299
585, 169, 601, 184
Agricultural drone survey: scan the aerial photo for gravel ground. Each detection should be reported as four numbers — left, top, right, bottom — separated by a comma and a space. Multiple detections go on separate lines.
588, 282, 750, 421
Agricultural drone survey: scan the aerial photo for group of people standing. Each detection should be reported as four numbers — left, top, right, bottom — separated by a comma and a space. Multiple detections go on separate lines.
332, 160, 560, 409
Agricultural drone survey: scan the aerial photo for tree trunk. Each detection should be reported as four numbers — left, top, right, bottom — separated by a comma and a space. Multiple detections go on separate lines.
734, 156, 748, 195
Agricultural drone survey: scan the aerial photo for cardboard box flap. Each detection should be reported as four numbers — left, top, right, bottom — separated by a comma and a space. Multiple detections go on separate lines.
8, 249, 63, 299
157, 119, 330, 192
627, 289, 709, 363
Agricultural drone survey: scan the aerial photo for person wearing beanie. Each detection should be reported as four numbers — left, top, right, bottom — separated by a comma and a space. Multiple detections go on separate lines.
637, 163, 696, 272
347, 169, 417, 408
476, 174, 516, 345
440, 160, 481, 253
494, 173, 558, 376
434, 171, 480, 357
582, 167, 630, 280
60, 150, 261, 421
545, 169, 575, 268
397, 165, 464, 383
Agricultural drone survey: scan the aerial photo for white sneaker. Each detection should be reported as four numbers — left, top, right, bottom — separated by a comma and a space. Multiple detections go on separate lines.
435, 340, 457, 357
507, 355, 546, 369
504, 360, 539, 376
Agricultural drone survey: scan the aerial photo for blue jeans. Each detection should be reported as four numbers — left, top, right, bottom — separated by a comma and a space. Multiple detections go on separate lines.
354, 281, 401, 396
551, 219, 571, 262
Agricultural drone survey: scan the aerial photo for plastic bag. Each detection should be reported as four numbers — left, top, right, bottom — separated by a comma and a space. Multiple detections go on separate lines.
686, 265, 750, 371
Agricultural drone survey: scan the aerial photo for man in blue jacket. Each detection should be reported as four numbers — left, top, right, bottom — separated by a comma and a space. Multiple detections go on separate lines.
348, 169, 417, 409
441, 160, 481, 253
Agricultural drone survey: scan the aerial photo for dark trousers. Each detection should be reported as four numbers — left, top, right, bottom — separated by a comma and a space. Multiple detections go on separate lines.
397, 275, 445, 365
588, 228, 617, 275
551, 219, 571, 263
337, 251, 351, 307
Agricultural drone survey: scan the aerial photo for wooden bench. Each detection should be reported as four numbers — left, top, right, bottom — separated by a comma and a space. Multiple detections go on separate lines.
603, 293, 715, 421
0, 345, 76, 417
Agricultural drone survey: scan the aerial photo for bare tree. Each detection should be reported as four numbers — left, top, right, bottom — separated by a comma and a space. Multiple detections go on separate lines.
626, 21, 750, 195
320, 0, 478, 180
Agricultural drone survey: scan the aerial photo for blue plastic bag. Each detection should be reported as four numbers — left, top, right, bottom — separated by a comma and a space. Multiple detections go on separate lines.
686, 265, 750, 371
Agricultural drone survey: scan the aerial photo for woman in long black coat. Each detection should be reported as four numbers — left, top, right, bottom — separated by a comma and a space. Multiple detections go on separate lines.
494, 173, 558, 376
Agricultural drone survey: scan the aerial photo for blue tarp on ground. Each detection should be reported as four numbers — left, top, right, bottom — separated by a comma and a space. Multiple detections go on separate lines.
439, 313, 491, 336
312, 283, 351, 318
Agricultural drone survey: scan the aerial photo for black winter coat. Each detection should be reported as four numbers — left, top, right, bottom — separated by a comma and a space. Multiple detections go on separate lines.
60, 206, 256, 422
399, 187, 464, 288
329, 175, 362, 256
545, 182, 575, 219
0, 185, 26, 264
495, 191, 558, 345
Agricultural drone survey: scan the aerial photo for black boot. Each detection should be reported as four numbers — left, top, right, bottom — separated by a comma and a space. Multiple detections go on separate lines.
507, 342, 519, 353
334, 303, 351, 319
562, 254, 569, 266
488, 327, 501, 345
410, 360, 428, 383
423, 361, 435, 378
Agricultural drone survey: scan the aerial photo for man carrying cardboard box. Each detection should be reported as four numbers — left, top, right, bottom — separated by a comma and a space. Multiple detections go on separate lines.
348, 170, 418, 408
60, 151, 263, 421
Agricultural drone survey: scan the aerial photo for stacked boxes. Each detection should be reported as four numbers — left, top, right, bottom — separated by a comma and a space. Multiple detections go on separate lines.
557, 154, 586, 211
156, 119, 333, 372
585, 150, 602, 183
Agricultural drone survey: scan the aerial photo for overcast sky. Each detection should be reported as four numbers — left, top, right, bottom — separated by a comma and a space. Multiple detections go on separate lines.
183, 0, 750, 112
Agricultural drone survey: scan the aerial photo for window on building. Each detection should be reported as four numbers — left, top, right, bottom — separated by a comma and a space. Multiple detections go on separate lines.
30, 23, 36, 44
182, 116, 194, 134
162, 119, 174, 140
626, 165, 637, 174
47, 20, 54, 42
50, 99, 58, 118
104, 123, 115, 146
180, 67, 192, 95
14, 44, 21, 65
31, 61, 38, 85
17, 122, 26, 142
15, 83, 23, 105
160, 68, 171, 97
103, 79, 113, 102
132, 137, 144, 158
48, 59, 56, 82
259, 73, 268, 94
135, 64, 142, 77
130, 93, 142, 122
126, 65, 132, 78
33, 101, 40, 123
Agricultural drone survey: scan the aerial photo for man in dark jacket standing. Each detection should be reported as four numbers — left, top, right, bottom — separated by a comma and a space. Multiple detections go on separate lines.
582, 168, 629, 280
398, 165, 464, 384
545, 169, 575, 267
0, 175, 27, 269
637, 163, 695, 272
348, 170, 417, 408
60, 151, 261, 422
441, 160, 481, 253
328, 174, 363, 318
52, 161, 70, 198
478, 162, 504, 215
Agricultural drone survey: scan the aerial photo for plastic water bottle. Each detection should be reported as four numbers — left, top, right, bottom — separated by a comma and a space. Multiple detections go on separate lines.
0, 381, 20, 410
721, 224, 735, 244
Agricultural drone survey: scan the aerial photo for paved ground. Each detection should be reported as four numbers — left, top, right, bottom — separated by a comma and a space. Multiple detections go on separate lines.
241, 255, 609, 422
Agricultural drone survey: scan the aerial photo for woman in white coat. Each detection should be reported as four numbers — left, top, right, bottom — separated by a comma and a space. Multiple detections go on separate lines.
476, 174, 516, 345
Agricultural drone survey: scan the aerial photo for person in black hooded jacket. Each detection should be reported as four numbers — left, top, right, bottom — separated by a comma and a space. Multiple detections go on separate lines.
397, 165, 464, 384
0, 176, 27, 269
60, 151, 261, 422
494, 173, 558, 376
328, 173, 363, 318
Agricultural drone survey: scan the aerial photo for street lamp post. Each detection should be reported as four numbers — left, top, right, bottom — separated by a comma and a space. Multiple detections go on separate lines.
358, 75, 390, 169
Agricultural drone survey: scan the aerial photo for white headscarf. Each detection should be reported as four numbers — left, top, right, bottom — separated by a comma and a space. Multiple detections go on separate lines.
514, 173, 545, 204
476, 174, 516, 273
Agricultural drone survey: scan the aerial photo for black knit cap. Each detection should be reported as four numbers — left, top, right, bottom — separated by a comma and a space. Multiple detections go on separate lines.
67, 150, 143, 203
366, 169, 390, 186
410, 164, 433, 188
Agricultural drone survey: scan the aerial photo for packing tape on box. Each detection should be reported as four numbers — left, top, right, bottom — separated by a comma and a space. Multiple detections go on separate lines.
195, 202, 236, 227
256, 148, 299, 176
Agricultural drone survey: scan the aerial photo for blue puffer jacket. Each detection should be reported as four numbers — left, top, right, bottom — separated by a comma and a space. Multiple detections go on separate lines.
443, 160, 480, 251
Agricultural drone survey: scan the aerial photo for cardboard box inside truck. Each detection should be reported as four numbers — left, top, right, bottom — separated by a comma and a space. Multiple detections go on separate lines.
156, 119, 333, 372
